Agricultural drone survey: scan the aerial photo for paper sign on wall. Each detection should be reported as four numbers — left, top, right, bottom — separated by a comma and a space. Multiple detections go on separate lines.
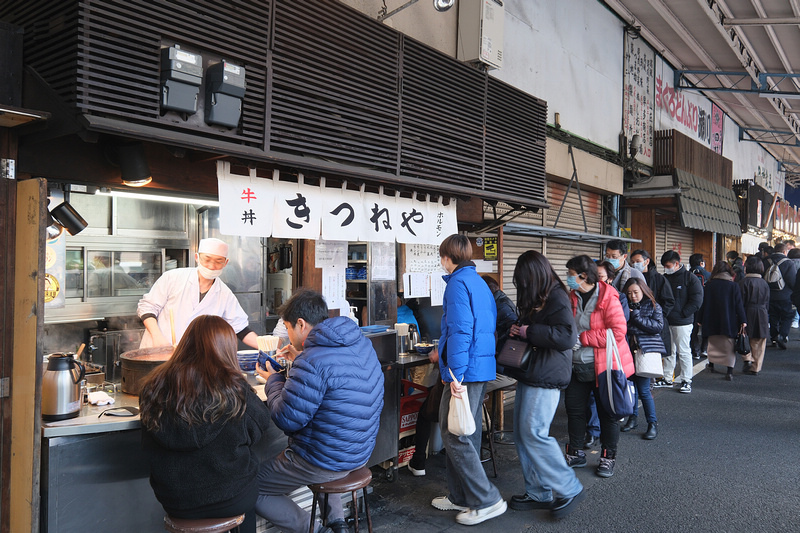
403, 272, 430, 298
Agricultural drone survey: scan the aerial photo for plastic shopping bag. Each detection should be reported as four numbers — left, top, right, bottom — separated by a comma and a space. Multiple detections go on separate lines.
447, 368, 476, 436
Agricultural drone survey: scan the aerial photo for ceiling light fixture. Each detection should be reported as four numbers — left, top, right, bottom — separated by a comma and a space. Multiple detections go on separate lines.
105, 140, 153, 187
96, 190, 219, 206
433, 0, 455, 11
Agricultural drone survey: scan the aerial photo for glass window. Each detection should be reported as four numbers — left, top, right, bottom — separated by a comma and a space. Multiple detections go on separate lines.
116, 198, 185, 232
87, 251, 162, 297
65, 249, 84, 298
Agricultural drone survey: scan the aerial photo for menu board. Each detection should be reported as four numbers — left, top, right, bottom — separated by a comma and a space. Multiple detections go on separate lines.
405, 243, 442, 273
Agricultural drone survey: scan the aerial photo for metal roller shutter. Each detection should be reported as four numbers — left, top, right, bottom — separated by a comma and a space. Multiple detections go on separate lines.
544, 182, 604, 280
655, 216, 694, 263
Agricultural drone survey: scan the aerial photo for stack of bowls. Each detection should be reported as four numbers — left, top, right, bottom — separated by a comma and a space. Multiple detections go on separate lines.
236, 350, 259, 372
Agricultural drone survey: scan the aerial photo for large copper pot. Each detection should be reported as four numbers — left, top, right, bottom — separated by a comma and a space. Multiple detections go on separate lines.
120, 345, 173, 395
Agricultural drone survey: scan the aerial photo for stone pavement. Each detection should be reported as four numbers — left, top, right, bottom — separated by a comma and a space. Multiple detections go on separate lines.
363, 344, 800, 532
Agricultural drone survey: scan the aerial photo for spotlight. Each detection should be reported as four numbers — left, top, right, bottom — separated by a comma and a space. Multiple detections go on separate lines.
106, 141, 153, 187
433, 0, 455, 11
48, 201, 88, 236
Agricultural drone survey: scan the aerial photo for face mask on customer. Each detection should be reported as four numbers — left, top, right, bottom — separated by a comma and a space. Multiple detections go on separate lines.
664, 265, 677, 275
632, 261, 646, 272
605, 257, 621, 270
197, 264, 224, 280
566, 275, 582, 290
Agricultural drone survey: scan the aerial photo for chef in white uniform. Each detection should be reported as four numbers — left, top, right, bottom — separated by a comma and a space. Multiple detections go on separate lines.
137, 238, 259, 349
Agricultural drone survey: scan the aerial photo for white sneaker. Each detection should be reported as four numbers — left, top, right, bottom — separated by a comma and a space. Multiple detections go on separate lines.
792, 321, 799, 329
408, 464, 426, 477
455, 499, 507, 525
432, 496, 468, 511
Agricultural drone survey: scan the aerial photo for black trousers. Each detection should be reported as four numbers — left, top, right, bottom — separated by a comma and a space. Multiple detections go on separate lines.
564, 375, 620, 453
165, 483, 258, 533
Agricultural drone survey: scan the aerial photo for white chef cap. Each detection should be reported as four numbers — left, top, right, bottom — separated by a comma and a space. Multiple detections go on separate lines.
197, 238, 229, 258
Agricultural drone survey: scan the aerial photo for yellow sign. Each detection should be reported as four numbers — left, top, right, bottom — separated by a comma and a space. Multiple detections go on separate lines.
44, 273, 61, 303
483, 237, 498, 260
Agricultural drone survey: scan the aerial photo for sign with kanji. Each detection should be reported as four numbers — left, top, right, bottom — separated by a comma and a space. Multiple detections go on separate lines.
216, 162, 458, 244
218, 166, 274, 237
483, 237, 498, 260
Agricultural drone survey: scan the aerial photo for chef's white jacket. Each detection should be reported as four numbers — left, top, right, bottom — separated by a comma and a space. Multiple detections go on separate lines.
137, 267, 249, 348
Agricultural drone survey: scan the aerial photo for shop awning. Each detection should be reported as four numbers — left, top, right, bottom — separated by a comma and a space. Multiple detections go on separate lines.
675, 169, 742, 236
503, 222, 641, 245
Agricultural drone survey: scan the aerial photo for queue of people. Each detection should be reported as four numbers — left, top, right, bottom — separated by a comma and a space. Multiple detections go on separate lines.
135, 234, 792, 531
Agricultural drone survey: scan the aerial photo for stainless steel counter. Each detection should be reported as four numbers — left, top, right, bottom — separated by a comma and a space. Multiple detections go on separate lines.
42, 380, 267, 437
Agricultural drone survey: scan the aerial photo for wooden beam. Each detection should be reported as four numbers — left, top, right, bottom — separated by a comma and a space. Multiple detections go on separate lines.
10, 178, 45, 533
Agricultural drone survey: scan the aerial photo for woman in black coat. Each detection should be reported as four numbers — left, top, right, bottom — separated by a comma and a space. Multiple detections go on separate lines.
699, 262, 747, 380
738, 256, 770, 375
140, 315, 272, 533
621, 278, 664, 440
504, 251, 584, 517
630, 250, 674, 361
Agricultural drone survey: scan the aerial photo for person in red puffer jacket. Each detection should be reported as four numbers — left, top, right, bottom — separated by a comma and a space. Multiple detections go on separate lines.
564, 255, 634, 479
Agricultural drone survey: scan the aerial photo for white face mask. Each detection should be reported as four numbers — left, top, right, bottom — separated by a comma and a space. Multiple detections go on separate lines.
664, 265, 678, 275
632, 261, 646, 272
197, 264, 223, 280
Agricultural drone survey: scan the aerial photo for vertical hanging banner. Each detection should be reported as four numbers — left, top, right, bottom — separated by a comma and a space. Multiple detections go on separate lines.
710, 103, 724, 155
430, 198, 459, 244
361, 191, 396, 242
217, 163, 274, 237
272, 178, 322, 239
622, 33, 655, 165
322, 187, 363, 242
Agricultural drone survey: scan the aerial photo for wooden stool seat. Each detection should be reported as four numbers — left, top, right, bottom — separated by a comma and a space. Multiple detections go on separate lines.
164, 514, 244, 533
309, 466, 372, 493
308, 466, 373, 533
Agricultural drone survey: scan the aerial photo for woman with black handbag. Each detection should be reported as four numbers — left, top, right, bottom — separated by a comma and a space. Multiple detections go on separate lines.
504, 250, 585, 518
699, 261, 747, 381
738, 256, 769, 375
621, 278, 665, 440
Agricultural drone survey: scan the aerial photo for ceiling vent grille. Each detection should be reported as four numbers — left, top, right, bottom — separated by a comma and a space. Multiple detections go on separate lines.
400, 37, 485, 190
269, 0, 400, 174
485, 77, 547, 204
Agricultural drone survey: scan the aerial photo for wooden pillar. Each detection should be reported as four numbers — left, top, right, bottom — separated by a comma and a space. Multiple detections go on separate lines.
630, 208, 656, 255
8, 178, 46, 533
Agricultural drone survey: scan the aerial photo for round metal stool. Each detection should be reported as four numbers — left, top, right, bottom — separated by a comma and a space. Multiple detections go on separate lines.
308, 466, 373, 533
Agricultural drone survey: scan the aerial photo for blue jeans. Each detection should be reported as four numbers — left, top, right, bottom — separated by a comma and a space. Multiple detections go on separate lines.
630, 375, 657, 424
586, 391, 600, 438
440, 382, 502, 510
513, 384, 583, 502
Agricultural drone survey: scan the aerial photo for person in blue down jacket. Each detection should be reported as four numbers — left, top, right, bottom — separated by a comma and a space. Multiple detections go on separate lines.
430, 234, 506, 526
621, 278, 665, 440
255, 289, 383, 533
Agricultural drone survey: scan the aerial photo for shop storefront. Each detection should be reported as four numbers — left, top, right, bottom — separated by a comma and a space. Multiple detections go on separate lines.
1, 1, 550, 530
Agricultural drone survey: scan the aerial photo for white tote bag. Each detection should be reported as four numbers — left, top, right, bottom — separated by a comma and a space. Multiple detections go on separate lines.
634, 349, 664, 379
447, 369, 476, 436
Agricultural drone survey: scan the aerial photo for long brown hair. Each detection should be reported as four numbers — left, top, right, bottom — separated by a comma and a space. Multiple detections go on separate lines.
513, 250, 566, 316
139, 315, 250, 432
622, 277, 656, 305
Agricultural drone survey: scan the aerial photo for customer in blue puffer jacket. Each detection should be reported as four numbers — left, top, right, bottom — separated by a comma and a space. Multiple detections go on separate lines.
255, 289, 383, 533
430, 234, 506, 526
